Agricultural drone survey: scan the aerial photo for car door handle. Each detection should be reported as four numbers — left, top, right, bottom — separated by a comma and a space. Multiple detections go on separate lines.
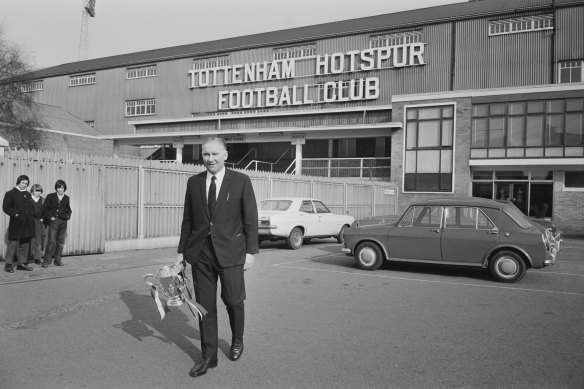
487, 230, 499, 235
431, 229, 440, 233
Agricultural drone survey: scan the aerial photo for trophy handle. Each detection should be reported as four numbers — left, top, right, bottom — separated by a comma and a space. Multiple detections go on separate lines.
143, 274, 158, 287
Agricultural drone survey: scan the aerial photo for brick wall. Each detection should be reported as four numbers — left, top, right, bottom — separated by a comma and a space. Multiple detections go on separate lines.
553, 173, 584, 236
391, 97, 473, 212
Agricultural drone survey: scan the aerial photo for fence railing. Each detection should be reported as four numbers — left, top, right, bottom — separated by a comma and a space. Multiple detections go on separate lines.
300, 158, 392, 179
1, 149, 398, 259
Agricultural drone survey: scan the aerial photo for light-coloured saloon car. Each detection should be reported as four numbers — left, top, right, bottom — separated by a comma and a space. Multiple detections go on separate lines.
258, 197, 354, 249
342, 197, 560, 283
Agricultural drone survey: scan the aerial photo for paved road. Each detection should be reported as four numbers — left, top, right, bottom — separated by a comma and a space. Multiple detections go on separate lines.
1, 239, 583, 389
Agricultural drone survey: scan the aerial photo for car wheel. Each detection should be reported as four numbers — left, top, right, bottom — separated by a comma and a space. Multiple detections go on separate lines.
354, 242, 383, 270
489, 251, 527, 283
336, 225, 349, 244
287, 227, 304, 250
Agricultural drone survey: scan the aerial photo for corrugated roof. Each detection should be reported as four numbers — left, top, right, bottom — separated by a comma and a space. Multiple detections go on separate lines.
26, 0, 584, 79
34, 103, 105, 138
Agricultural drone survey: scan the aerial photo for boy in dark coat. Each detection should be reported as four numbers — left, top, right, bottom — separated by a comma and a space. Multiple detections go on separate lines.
42, 180, 72, 267
2, 175, 35, 273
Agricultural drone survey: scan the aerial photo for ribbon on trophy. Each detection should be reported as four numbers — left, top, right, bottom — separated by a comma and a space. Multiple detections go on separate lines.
144, 263, 207, 321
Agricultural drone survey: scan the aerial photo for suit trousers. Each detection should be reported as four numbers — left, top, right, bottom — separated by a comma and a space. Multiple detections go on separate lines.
191, 236, 245, 359
31, 219, 46, 261
44, 218, 67, 263
5, 238, 30, 265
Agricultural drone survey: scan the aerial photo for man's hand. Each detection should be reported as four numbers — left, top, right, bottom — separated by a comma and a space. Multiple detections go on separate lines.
244, 254, 254, 271
175, 253, 185, 269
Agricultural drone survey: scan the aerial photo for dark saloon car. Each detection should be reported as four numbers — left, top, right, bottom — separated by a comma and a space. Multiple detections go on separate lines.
341, 197, 560, 283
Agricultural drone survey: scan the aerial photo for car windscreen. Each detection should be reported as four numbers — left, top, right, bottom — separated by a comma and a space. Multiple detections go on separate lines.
503, 204, 533, 229
259, 200, 292, 211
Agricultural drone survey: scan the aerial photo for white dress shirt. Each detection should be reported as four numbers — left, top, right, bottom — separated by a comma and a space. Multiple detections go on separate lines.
206, 167, 225, 201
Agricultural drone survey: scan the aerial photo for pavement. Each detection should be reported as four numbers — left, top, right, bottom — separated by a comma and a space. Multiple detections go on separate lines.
1, 239, 583, 389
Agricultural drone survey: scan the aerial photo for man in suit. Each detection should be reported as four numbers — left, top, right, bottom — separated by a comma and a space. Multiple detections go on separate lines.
2, 175, 35, 273
42, 180, 72, 267
176, 137, 258, 378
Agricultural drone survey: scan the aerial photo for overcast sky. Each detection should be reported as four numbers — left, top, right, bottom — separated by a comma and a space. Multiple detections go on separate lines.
0, 0, 465, 70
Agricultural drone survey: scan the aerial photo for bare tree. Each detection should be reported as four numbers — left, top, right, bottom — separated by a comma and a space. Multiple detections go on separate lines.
0, 27, 45, 149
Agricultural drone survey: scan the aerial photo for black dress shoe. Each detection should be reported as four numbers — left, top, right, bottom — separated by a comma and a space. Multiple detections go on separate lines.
34, 259, 42, 265
54, 261, 64, 266
42, 262, 50, 268
16, 264, 33, 271
189, 357, 218, 377
230, 338, 244, 361
4, 264, 14, 273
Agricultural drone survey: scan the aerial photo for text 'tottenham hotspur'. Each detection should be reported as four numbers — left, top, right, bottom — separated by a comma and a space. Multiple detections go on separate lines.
188, 43, 426, 110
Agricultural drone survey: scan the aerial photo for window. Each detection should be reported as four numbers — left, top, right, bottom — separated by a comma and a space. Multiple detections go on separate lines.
126, 65, 157, 79
300, 201, 314, 213
273, 44, 316, 60
471, 98, 584, 149
565, 171, 584, 188
85, 121, 95, 128
125, 99, 156, 117
404, 105, 454, 192
444, 207, 495, 230
412, 206, 442, 228
489, 14, 553, 36
20, 80, 43, 93
193, 55, 229, 70
313, 201, 331, 214
370, 30, 422, 48
559, 61, 583, 84
70, 73, 96, 87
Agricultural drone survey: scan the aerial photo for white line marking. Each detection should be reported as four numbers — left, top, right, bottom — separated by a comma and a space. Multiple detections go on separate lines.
540, 271, 584, 277
274, 264, 584, 297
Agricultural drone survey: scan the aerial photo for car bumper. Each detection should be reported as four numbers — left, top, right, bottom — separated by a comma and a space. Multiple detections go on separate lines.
341, 247, 352, 255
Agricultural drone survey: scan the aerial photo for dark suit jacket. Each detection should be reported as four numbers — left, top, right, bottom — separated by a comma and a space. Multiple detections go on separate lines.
178, 169, 259, 267
2, 188, 35, 240
42, 193, 72, 224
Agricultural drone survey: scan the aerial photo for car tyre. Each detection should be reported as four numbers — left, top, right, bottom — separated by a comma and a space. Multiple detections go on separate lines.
287, 227, 304, 250
354, 242, 383, 270
489, 250, 527, 283
336, 225, 349, 244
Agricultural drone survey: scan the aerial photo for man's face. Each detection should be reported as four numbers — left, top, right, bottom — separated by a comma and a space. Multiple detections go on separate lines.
202, 140, 228, 175
17, 180, 29, 191
57, 186, 65, 195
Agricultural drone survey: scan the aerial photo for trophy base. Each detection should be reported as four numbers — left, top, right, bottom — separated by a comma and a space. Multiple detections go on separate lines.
167, 296, 185, 307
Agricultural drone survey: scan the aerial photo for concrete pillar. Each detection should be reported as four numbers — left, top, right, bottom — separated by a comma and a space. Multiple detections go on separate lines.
176, 144, 183, 163
295, 144, 302, 175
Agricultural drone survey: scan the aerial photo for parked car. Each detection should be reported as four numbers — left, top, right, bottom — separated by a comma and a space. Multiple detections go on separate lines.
341, 197, 560, 283
258, 197, 354, 249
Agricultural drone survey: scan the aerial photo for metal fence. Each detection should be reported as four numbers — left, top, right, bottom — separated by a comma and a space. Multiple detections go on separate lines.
1, 149, 398, 259
300, 158, 392, 179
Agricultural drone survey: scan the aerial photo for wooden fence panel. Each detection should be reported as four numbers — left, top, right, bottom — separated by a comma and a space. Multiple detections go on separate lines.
1, 149, 398, 258
104, 166, 139, 241
0, 158, 105, 259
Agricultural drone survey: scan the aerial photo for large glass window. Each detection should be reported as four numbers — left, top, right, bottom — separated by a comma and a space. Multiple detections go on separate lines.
404, 105, 454, 192
125, 99, 156, 117
565, 171, 584, 189
471, 170, 554, 218
472, 98, 584, 150
559, 61, 583, 83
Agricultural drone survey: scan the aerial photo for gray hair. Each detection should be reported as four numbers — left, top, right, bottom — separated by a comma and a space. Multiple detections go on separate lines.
202, 137, 227, 150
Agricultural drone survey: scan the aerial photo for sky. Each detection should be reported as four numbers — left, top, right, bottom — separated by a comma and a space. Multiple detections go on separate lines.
0, 0, 465, 70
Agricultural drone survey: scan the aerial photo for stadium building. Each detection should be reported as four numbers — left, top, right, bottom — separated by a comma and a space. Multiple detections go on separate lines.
21, 0, 584, 234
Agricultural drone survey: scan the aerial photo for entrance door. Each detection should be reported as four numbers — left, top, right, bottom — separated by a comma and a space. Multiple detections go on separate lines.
495, 182, 528, 214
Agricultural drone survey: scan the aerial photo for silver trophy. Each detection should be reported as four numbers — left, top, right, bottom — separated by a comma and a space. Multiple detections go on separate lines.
144, 263, 207, 321
144, 264, 187, 306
